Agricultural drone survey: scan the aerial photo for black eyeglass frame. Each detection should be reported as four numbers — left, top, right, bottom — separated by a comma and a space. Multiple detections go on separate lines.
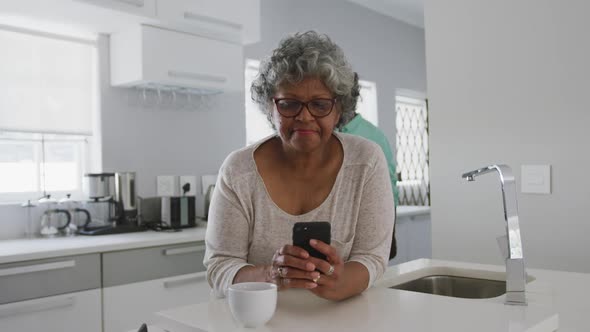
272, 98, 337, 118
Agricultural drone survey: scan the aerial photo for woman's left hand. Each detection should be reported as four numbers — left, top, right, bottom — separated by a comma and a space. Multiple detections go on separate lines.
306, 239, 345, 300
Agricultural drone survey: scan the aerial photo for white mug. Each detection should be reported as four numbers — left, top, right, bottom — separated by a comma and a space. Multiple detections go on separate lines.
228, 282, 277, 328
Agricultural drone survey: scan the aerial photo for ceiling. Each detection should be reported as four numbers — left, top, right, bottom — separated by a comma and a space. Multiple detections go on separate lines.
346, 0, 424, 28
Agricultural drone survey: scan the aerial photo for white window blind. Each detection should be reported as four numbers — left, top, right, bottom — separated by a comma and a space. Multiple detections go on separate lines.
244, 59, 274, 145
357, 80, 378, 126
0, 27, 96, 135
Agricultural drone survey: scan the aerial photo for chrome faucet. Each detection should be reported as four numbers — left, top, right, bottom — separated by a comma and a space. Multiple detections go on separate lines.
462, 164, 527, 305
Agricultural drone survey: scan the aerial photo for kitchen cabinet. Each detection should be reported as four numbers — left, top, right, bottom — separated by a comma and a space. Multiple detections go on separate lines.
0, 289, 101, 332
110, 25, 243, 93
2, 0, 259, 44
0, 254, 101, 332
102, 242, 209, 332
104, 272, 210, 332
390, 213, 432, 266
157, 0, 260, 44
71, 0, 157, 18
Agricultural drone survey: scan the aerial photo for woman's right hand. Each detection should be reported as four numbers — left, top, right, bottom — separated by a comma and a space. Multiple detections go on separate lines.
268, 245, 320, 290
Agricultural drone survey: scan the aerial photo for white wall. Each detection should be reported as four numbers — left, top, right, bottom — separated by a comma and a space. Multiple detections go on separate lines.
425, 0, 590, 272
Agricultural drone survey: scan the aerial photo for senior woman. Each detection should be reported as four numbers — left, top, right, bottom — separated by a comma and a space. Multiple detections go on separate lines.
204, 31, 395, 301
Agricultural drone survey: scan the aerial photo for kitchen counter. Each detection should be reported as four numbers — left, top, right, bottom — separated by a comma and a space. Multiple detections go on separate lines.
396, 205, 430, 218
0, 223, 207, 264
154, 259, 590, 332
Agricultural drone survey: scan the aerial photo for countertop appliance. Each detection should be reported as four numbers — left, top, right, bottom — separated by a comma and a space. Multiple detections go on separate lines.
161, 196, 196, 229
79, 172, 146, 236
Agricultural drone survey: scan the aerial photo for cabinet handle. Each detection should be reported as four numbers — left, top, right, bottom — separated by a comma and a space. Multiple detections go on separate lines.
167, 70, 227, 84
0, 296, 75, 318
113, 0, 144, 7
75, 0, 144, 7
183, 11, 242, 31
163, 245, 206, 256
163, 272, 207, 289
0, 260, 76, 277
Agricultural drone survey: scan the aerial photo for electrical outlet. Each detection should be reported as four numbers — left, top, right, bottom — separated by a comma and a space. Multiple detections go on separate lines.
157, 175, 178, 197
179, 176, 197, 196
201, 174, 218, 195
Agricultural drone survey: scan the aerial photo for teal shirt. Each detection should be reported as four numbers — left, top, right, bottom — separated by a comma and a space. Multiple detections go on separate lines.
340, 114, 399, 205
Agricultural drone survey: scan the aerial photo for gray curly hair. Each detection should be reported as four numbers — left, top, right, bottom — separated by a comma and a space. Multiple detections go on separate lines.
251, 31, 360, 130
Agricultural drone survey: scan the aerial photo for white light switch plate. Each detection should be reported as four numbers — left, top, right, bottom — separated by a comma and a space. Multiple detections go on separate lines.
179, 176, 197, 196
521, 165, 551, 194
201, 174, 218, 195
157, 175, 178, 197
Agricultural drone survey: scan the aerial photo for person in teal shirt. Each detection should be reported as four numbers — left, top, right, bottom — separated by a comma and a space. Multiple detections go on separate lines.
341, 112, 399, 260
340, 113, 399, 206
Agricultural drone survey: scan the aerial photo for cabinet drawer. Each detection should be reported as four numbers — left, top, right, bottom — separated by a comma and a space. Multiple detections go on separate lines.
0, 289, 101, 332
0, 254, 100, 304
102, 242, 207, 287
103, 272, 210, 332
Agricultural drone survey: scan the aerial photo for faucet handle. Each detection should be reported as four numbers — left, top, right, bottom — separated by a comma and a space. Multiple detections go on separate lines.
496, 235, 509, 260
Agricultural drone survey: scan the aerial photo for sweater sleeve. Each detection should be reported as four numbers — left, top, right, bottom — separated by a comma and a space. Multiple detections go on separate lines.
203, 157, 253, 297
347, 146, 395, 287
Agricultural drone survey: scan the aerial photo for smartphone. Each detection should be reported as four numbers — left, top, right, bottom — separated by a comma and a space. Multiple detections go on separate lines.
292, 221, 331, 260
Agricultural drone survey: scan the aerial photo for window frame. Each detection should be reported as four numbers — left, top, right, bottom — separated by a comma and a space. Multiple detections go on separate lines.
0, 133, 90, 204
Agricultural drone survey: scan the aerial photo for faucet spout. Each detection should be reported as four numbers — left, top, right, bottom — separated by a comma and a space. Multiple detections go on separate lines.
462, 164, 527, 305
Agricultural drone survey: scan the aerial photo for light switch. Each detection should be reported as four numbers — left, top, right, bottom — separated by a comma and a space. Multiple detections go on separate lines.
179, 176, 197, 196
157, 175, 178, 197
521, 165, 551, 194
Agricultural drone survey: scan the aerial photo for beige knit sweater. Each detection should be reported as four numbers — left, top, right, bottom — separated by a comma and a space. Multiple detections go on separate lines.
203, 132, 395, 296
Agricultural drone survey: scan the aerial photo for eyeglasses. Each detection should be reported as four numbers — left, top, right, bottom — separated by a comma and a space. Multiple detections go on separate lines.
272, 98, 337, 118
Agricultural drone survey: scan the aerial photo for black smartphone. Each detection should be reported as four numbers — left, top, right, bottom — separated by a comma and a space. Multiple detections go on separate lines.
292, 221, 331, 261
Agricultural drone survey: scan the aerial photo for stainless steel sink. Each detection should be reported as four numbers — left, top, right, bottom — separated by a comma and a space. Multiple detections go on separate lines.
389, 275, 506, 299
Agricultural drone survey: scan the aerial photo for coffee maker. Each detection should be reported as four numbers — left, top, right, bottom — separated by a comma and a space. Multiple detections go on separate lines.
79, 172, 146, 235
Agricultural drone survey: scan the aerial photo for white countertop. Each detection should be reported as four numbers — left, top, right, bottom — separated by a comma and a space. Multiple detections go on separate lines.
154, 259, 590, 332
0, 224, 208, 264
396, 205, 430, 218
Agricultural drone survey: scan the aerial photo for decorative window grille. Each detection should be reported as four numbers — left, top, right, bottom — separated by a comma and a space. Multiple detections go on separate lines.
395, 96, 430, 206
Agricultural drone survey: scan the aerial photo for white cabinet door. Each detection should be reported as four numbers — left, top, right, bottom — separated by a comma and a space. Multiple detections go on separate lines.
111, 25, 243, 92
157, 0, 260, 44
72, 0, 157, 17
0, 289, 101, 332
103, 271, 211, 332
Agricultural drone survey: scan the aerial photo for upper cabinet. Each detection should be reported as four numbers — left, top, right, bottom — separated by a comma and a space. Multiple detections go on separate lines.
71, 0, 157, 18
1, 0, 260, 44
157, 0, 260, 44
68, 0, 260, 44
110, 25, 243, 92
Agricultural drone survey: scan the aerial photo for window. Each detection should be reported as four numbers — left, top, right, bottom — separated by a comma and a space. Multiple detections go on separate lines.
357, 80, 378, 126
395, 94, 430, 206
244, 59, 379, 144
0, 133, 89, 202
245, 59, 274, 146
0, 27, 97, 203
